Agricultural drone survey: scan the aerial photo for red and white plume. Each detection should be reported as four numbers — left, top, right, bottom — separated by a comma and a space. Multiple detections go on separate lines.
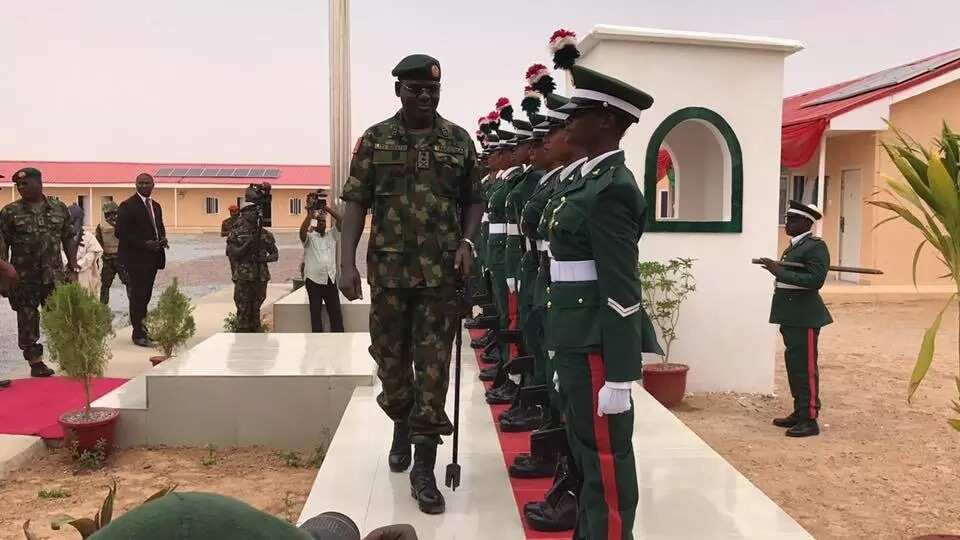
495, 97, 511, 112
548, 29, 580, 70
525, 64, 550, 86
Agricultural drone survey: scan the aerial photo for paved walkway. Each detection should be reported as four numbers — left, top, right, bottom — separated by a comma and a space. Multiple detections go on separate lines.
0, 283, 291, 477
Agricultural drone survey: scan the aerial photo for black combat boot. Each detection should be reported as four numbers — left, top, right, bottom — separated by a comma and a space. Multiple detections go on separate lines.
388, 423, 412, 472
773, 412, 799, 428
509, 453, 556, 479
479, 365, 499, 382
30, 361, 54, 378
785, 419, 820, 437
409, 443, 445, 514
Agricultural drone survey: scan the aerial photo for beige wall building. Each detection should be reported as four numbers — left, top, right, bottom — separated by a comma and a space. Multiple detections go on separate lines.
779, 50, 960, 285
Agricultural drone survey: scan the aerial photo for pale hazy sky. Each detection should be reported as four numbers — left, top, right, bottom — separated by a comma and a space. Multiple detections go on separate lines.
2, 0, 958, 164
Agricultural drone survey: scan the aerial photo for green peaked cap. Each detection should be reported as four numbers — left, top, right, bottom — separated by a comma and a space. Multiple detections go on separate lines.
558, 65, 654, 122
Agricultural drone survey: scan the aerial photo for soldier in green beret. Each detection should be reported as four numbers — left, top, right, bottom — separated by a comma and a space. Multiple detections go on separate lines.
96, 200, 130, 305
339, 53, 484, 514
759, 200, 832, 438
0, 167, 79, 377
546, 64, 662, 539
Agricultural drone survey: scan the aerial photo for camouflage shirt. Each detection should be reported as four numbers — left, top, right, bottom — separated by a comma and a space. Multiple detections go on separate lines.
225, 218, 278, 282
0, 196, 73, 284
342, 111, 483, 288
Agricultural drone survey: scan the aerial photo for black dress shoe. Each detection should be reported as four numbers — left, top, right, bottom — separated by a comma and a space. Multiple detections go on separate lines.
525, 489, 577, 532
133, 337, 154, 348
509, 453, 556, 478
486, 380, 519, 405
785, 419, 820, 438
478, 365, 499, 382
30, 362, 54, 378
773, 412, 799, 428
0, 379, 11, 389
480, 347, 501, 364
500, 406, 543, 433
388, 422, 412, 472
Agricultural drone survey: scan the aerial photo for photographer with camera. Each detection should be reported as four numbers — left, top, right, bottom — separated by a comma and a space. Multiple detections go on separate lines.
226, 196, 279, 333
299, 191, 344, 333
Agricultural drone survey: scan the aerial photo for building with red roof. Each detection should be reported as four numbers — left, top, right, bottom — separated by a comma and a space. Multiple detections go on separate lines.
777, 49, 960, 285
0, 161, 329, 231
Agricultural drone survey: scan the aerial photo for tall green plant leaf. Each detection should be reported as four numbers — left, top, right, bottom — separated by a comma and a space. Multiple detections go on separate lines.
911, 240, 929, 289
908, 294, 956, 403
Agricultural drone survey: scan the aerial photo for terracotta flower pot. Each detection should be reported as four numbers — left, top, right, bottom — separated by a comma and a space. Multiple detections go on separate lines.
149, 355, 168, 366
58, 407, 119, 455
642, 363, 690, 408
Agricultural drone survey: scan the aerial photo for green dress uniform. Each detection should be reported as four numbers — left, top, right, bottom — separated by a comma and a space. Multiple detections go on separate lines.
342, 109, 482, 441
225, 211, 279, 332
487, 162, 525, 361
506, 165, 543, 366
547, 64, 659, 540
771, 225, 832, 421
0, 181, 73, 364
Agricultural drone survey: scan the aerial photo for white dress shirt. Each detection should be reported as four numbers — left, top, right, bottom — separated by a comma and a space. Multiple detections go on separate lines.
304, 227, 340, 285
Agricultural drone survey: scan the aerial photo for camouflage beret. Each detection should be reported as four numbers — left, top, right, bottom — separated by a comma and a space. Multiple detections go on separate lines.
13, 167, 41, 182
392, 54, 441, 81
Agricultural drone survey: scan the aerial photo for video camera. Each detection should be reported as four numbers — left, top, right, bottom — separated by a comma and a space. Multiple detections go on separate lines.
306, 188, 329, 214
244, 182, 272, 227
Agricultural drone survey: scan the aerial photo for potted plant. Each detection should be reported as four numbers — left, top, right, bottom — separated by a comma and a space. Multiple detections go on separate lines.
638, 257, 696, 408
145, 279, 196, 366
41, 282, 117, 455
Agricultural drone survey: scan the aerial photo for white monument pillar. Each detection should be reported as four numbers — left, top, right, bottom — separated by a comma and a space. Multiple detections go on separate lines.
328, 0, 351, 205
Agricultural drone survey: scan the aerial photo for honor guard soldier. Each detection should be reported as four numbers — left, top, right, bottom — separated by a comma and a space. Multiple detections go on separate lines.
96, 200, 130, 305
338, 54, 484, 515
548, 64, 662, 540
0, 167, 79, 377
225, 202, 279, 332
759, 200, 832, 438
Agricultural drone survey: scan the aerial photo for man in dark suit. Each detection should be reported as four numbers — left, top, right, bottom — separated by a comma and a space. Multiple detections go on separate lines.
759, 200, 832, 438
117, 173, 168, 347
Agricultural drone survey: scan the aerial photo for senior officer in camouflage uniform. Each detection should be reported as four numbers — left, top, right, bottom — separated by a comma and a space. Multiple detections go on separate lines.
759, 200, 832, 438
226, 202, 279, 332
96, 200, 129, 305
547, 65, 661, 540
0, 167, 79, 377
339, 54, 484, 515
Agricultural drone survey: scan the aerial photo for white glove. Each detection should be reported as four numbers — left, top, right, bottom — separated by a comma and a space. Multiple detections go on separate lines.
553, 371, 560, 392
597, 382, 632, 416
506, 278, 517, 294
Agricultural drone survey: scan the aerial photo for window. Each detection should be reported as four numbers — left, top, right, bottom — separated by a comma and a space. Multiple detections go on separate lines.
644, 107, 743, 233
205, 197, 219, 215
289, 198, 303, 215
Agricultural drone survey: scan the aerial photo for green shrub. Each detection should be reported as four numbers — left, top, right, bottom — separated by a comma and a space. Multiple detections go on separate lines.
145, 279, 196, 358
637, 258, 696, 364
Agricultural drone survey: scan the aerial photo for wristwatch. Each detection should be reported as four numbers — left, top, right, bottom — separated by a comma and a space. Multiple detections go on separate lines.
460, 238, 476, 257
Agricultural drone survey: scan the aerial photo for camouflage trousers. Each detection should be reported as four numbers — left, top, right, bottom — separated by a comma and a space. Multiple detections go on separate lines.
8, 280, 58, 362
369, 285, 459, 441
100, 256, 130, 305
234, 280, 267, 332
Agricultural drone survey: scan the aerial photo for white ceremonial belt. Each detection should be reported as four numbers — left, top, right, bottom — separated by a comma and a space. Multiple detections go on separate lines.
507, 224, 521, 235
537, 240, 549, 252
527, 238, 536, 251
488, 224, 507, 234
551, 260, 598, 282
776, 282, 811, 290
481, 212, 489, 223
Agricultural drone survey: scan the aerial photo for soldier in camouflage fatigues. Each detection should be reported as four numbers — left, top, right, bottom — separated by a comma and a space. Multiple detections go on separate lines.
0, 168, 79, 377
96, 200, 130, 305
226, 202, 278, 332
339, 55, 485, 515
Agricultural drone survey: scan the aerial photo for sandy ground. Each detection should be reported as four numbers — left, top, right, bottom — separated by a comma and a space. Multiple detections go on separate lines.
0, 446, 316, 539
674, 298, 960, 539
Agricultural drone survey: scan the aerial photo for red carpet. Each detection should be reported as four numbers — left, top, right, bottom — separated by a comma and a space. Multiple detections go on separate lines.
0, 377, 128, 439
469, 329, 572, 540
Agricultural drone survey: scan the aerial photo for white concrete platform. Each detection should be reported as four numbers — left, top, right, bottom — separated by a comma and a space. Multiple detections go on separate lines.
273, 282, 371, 333
93, 332, 376, 449
298, 331, 812, 539
0, 435, 46, 479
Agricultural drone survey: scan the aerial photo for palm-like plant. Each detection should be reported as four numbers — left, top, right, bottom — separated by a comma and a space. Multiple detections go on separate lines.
868, 121, 960, 431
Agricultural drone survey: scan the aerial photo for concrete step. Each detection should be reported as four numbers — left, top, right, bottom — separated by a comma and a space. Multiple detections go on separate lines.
273, 283, 371, 333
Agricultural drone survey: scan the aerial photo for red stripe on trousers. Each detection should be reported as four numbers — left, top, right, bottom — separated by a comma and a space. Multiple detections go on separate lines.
508, 292, 519, 358
807, 328, 818, 420
588, 352, 623, 540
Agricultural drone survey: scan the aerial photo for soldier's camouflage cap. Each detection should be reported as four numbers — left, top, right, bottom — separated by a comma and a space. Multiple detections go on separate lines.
392, 54, 441, 82
12, 167, 41, 182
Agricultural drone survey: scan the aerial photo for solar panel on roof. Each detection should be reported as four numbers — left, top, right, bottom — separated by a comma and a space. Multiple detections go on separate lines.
249, 168, 266, 177
185, 168, 204, 176
217, 169, 236, 177
171, 168, 189, 176
201, 168, 220, 177
805, 49, 960, 107
264, 168, 280, 178
156, 168, 173, 177
233, 168, 250, 177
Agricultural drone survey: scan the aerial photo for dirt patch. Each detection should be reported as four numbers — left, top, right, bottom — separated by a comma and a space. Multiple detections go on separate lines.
0, 446, 316, 539
674, 298, 960, 539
